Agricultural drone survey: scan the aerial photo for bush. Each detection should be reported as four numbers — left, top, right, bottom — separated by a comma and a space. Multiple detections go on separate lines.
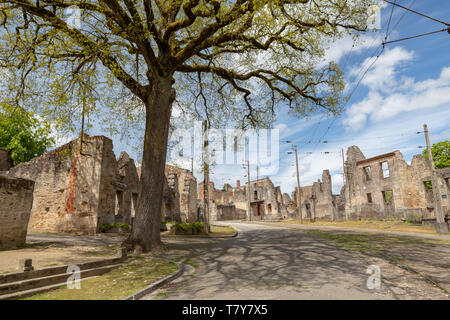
100, 222, 131, 232
172, 222, 205, 235
405, 212, 423, 224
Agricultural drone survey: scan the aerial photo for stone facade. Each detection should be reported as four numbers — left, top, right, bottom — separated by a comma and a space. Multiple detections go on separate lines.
342, 146, 450, 220
5, 135, 139, 234
165, 165, 197, 222
293, 170, 337, 221
199, 177, 288, 221
0, 175, 34, 249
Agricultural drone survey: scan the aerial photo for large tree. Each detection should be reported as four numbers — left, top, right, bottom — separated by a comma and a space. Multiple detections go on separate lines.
0, 0, 373, 252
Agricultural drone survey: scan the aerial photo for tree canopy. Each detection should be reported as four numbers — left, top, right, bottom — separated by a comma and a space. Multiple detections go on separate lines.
0, 0, 375, 251
0, 102, 54, 165
1, 0, 373, 131
423, 141, 450, 169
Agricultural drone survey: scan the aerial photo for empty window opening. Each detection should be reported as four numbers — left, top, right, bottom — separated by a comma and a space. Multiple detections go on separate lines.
382, 190, 393, 206
254, 190, 258, 200
267, 203, 272, 213
367, 193, 373, 203
115, 190, 124, 215
363, 166, 372, 181
381, 161, 390, 178
423, 181, 434, 202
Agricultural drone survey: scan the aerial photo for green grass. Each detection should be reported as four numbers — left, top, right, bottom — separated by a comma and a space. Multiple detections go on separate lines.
209, 225, 235, 236
22, 256, 178, 300
305, 230, 450, 257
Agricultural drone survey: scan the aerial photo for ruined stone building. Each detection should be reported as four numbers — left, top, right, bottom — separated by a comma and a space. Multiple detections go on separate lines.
0, 174, 34, 249
2, 135, 139, 235
165, 165, 197, 222
199, 177, 295, 221
292, 170, 338, 221
342, 146, 450, 221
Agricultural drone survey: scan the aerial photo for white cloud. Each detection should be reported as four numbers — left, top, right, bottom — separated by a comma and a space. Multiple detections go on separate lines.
343, 45, 450, 131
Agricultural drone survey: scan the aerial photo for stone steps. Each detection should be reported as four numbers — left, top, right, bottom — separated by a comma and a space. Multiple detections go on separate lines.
0, 257, 126, 300
0, 257, 124, 285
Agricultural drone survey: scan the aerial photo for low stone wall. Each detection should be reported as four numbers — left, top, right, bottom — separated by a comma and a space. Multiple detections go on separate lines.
0, 175, 34, 249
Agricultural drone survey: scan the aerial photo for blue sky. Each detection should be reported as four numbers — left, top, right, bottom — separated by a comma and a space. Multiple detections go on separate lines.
63, 0, 450, 197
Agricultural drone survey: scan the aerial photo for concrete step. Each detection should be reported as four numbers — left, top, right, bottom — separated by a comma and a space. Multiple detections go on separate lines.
0, 263, 122, 298
0, 257, 124, 285
0, 275, 101, 300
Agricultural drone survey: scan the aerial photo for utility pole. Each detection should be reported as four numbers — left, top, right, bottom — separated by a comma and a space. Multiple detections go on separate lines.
247, 160, 252, 221
294, 145, 303, 224
203, 120, 210, 234
423, 124, 448, 234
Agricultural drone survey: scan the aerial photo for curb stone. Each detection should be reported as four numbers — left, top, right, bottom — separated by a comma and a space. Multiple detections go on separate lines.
123, 261, 185, 300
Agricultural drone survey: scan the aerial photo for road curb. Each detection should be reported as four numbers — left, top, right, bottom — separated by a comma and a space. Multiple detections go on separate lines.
123, 260, 185, 300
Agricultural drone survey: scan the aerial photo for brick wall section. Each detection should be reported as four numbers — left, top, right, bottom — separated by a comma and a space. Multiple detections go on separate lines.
0, 175, 34, 249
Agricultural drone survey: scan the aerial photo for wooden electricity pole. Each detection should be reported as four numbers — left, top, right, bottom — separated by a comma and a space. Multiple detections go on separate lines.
203, 120, 210, 234
423, 124, 448, 234
246, 160, 252, 221
294, 145, 303, 224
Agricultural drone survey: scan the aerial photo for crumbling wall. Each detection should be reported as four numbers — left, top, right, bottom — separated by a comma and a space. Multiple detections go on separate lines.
161, 173, 182, 222
0, 175, 34, 249
7, 135, 139, 234
165, 165, 197, 222
294, 170, 336, 221
114, 152, 139, 225
342, 145, 449, 221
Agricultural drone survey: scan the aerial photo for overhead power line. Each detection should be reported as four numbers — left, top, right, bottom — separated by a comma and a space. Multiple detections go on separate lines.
383, 27, 450, 45
383, 0, 450, 27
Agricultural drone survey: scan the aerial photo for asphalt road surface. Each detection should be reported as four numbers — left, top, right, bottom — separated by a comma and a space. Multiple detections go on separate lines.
143, 222, 394, 300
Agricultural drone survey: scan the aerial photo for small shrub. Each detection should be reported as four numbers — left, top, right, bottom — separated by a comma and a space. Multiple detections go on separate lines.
405, 212, 422, 224
100, 222, 131, 232
172, 222, 205, 235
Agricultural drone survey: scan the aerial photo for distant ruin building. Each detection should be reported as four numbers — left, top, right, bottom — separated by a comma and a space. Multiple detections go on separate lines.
165, 165, 197, 222
342, 146, 450, 221
0, 175, 34, 249
3, 135, 139, 235
199, 177, 295, 221
293, 170, 339, 221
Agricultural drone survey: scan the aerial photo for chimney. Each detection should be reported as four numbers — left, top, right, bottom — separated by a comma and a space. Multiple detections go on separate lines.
236, 180, 240, 187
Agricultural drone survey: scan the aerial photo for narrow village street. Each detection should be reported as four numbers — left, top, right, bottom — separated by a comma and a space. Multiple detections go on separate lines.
143, 222, 450, 300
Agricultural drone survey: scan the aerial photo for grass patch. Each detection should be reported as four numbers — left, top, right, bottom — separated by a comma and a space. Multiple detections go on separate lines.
276, 219, 437, 234
22, 256, 178, 300
210, 225, 235, 236
80, 245, 120, 256
305, 230, 449, 257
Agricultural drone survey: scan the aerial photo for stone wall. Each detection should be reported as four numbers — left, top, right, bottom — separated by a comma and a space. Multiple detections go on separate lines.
293, 170, 337, 221
0, 175, 34, 249
6, 135, 139, 234
200, 177, 286, 221
165, 165, 197, 222
342, 146, 450, 220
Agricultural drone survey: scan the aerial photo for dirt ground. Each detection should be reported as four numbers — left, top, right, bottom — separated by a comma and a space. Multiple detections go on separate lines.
0, 233, 127, 274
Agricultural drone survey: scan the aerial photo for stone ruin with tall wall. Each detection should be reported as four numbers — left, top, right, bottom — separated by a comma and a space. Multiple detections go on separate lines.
0, 135, 195, 237
342, 146, 449, 222
199, 177, 297, 221
292, 170, 339, 221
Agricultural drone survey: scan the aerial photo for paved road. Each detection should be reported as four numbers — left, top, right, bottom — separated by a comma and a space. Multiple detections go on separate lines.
143, 222, 393, 300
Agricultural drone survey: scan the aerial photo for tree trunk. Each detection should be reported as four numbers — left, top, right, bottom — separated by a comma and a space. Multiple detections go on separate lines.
132, 75, 175, 253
